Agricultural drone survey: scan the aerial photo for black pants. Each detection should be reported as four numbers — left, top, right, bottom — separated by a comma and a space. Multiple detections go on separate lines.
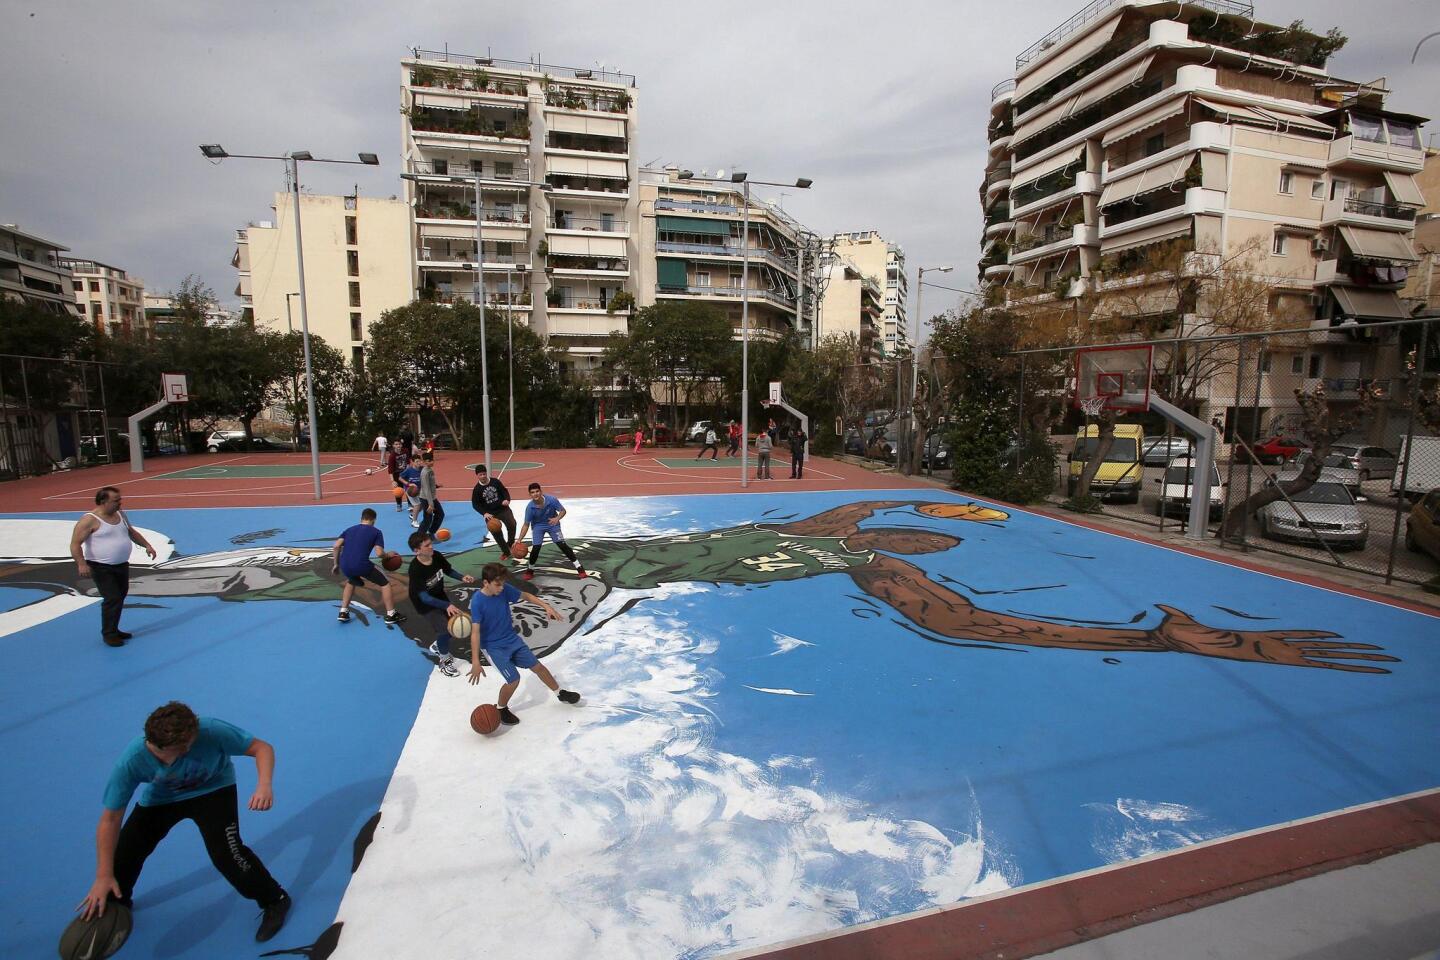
113, 785, 285, 909
697, 443, 718, 460
791, 454, 805, 479
89, 561, 130, 640
420, 499, 445, 537
485, 506, 516, 555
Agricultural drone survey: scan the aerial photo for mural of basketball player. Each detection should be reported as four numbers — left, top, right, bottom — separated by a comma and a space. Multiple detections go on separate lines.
0, 501, 1396, 673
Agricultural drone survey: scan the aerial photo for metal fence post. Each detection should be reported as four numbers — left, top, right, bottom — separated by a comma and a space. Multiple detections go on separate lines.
1385, 320, 1429, 584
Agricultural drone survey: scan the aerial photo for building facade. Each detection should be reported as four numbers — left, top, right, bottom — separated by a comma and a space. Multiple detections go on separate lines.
0, 224, 80, 317
60, 259, 147, 336
828, 231, 908, 356
1400, 150, 1440, 314
234, 192, 412, 373
979, 0, 1428, 428
817, 253, 886, 363
400, 50, 639, 382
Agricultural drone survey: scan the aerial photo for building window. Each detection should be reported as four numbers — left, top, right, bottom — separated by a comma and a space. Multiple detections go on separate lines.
349, 282, 361, 307
1144, 133, 1165, 156
1259, 351, 1271, 374
1290, 354, 1303, 375
1310, 178, 1325, 200
345, 216, 358, 245
344, 195, 357, 210
1271, 233, 1287, 256
89, 280, 100, 293
1278, 171, 1294, 195
695, 271, 711, 287
433, 159, 449, 175
495, 161, 514, 179
351, 346, 365, 376
350, 313, 362, 340
72, 280, 83, 291
347, 250, 360, 277
1308, 354, 1322, 378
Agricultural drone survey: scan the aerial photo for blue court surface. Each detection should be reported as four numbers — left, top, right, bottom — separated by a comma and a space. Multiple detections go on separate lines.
1, 490, 1436, 959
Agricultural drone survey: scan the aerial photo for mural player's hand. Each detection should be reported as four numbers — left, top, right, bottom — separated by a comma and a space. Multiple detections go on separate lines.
467, 663, 485, 684
78, 876, 120, 919
1152, 605, 1397, 673
249, 786, 273, 811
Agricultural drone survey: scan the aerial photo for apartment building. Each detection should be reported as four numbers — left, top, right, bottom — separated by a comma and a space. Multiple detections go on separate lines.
829, 231, 909, 356
61, 259, 147, 336
1400, 150, 1440, 314
979, 0, 1428, 427
400, 50, 638, 381
818, 254, 886, 363
233, 192, 412, 372
635, 166, 818, 349
0, 224, 81, 317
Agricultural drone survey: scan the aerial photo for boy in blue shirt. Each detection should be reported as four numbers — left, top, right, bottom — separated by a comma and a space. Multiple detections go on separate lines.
332, 507, 405, 624
399, 461, 424, 528
516, 482, 587, 581
467, 563, 581, 725
77, 701, 291, 942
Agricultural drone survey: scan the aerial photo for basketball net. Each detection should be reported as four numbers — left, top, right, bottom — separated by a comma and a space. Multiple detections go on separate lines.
1077, 396, 1108, 419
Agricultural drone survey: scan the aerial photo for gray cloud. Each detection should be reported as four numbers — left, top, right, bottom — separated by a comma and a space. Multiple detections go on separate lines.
2, 0, 1435, 333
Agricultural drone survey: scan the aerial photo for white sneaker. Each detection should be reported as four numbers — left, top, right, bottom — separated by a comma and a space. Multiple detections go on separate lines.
428, 642, 460, 677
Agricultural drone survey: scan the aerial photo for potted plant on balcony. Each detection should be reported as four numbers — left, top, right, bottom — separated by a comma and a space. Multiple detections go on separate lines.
613, 90, 631, 111
470, 68, 490, 91
606, 291, 635, 315
546, 287, 562, 307
412, 66, 438, 88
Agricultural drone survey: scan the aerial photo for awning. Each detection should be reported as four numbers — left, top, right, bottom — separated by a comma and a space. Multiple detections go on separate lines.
1254, 108, 1335, 136
1331, 287, 1409, 321
1337, 225, 1419, 262
657, 215, 730, 237
547, 114, 625, 138
1102, 219, 1191, 254
1102, 98, 1187, 146
546, 156, 628, 179
1012, 148, 1085, 190
550, 234, 627, 257
1192, 97, 1276, 128
1383, 171, 1426, 207
656, 258, 688, 289
1100, 153, 1193, 206
1014, 94, 1079, 146
1069, 54, 1155, 117
1014, 17, 1122, 105
412, 93, 466, 111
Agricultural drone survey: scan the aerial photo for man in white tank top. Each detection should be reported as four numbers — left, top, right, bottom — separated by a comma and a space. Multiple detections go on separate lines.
69, 486, 158, 647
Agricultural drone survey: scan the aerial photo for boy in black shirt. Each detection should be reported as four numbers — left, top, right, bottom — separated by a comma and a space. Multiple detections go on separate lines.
406, 531, 475, 677
470, 465, 517, 559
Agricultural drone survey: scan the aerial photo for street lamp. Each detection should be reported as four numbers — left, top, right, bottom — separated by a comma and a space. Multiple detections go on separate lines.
678, 169, 812, 487
284, 292, 302, 449
907, 265, 952, 474
401, 167, 551, 475
199, 145, 379, 500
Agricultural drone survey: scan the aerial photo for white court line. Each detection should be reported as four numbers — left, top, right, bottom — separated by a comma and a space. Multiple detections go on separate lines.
0, 593, 99, 638
41, 454, 252, 500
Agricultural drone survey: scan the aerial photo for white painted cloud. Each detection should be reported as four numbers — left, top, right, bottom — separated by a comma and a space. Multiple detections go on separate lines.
769, 631, 816, 656
743, 685, 814, 697
1086, 798, 1231, 863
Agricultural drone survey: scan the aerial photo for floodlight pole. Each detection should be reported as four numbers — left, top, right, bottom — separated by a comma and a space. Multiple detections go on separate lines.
290, 156, 324, 500
474, 173, 493, 476
740, 179, 752, 488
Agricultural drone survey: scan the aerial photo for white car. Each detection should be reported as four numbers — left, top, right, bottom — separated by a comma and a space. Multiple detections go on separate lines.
205, 430, 246, 453
1258, 480, 1368, 550
1154, 457, 1224, 519
686, 420, 714, 444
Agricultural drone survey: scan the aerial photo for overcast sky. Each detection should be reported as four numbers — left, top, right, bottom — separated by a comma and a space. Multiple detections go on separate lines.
3, 0, 1437, 328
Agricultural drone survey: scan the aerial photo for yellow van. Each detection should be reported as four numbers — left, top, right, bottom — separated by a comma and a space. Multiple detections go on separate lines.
1067, 423, 1145, 502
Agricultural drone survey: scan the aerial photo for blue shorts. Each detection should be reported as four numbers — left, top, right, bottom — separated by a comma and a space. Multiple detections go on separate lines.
531, 523, 564, 546
483, 635, 539, 684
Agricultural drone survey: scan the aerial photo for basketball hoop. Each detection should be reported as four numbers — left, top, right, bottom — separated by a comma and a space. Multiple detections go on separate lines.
162, 372, 189, 404
1077, 396, 1108, 419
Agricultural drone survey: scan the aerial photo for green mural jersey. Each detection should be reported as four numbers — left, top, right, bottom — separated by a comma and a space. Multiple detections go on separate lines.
569, 525, 873, 588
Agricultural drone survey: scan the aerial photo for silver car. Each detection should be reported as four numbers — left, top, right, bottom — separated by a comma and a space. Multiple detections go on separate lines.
1329, 444, 1398, 483
1141, 435, 1192, 466
1289, 452, 1361, 497
1258, 480, 1368, 550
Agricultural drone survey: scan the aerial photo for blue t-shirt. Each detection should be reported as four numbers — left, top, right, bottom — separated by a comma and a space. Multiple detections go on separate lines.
469, 583, 522, 649
524, 494, 563, 528
103, 717, 255, 810
338, 523, 384, 576
399, 466, 422, 489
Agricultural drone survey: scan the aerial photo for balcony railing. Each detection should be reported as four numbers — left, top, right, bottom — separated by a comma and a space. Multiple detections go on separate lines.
409, 159, 531, 179
548, 294, 615, 309
654, 197, 740, 215
416, 205, 530, 224
418, 251, 532, 268
409, 107, 530, 141
655, 240, 795, 273
551, 216, 628, 232
991, 79, 1016, 100
410, 49, 636, 87
423, 290, 534, 307
1344, 197, 1416, 222
548, 256, 629, 273
546, 175, 629, 194
655, 284, 796, 308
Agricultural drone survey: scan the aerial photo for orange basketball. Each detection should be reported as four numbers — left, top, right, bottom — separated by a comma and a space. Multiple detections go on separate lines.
485, 515, 502, 534
406, 482, 420, 497
382, 552, 402, 571
435, 528, 451, 542
470, 704, 500, 735
392, 486, 405, 498
510, 541, 528, 560
917, 502, 1010, 523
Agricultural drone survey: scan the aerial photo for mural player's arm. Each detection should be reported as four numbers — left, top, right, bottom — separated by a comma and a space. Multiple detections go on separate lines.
123, 511, 158, 560
771, 501, 913, 537
849, 553, 1398, 672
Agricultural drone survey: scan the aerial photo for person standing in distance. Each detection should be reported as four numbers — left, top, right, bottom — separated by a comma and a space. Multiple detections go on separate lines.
470, 464, 517, 558
517, 482, 587, 581
695, 425, 720, 461
70, 487, 157, 647
466, 563, 580, 724
789, 426, 808, 479
332, 507, 405, 624
755, 429, 773, 480
726, 419, 742, 458
77, 701, 292, 942
417, 452, 444, 539
632, 424, 645, 455
372, 432, 388, 467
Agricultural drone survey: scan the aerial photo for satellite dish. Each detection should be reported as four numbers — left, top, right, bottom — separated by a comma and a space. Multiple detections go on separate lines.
716, 168, 726, 179
700, 169, 709, 178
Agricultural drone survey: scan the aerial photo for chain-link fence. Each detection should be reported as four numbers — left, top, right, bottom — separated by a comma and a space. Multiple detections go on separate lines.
1004, 318, 1440, 587
0, 354, 123, 479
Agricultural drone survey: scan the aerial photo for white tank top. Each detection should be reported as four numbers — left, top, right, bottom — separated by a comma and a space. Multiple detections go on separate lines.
83, 511, 133, 564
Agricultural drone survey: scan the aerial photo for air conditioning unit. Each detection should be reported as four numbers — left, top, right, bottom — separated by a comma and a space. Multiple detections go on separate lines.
1311, 236, 1328, 255
1308, 291, 1326, 306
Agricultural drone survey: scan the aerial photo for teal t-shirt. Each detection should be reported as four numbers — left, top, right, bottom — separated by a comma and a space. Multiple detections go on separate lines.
103, 717, 255, 810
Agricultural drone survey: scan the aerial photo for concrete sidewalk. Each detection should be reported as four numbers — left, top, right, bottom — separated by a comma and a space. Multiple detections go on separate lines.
1034, 842, 1440, 960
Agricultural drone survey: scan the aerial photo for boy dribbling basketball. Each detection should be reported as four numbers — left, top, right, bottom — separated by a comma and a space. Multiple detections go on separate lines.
407, 530, 474, 677
467, 563, 580, 725
332, 508, 405, 624
517, 482, 586, 581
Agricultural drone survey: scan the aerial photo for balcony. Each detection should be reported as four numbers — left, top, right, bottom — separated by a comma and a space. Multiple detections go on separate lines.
549, 215, 629, 234
1319, 195, 1417, 230
1008, 223, 1099, 264
417, 251, 533, 271
423, 290, 534, 311
543, 85, 632, 114
655, 284, 796, 311
547, 255, 629, 277
546, 312, 630, 337
991, 78, 1016, 103
547, 293, 615, 312
415, 204, 531, 225
1011, 171, 1100, 218
408, 106, 530, 143
654, 197, 740, 216
546, 174, 629, 200
1327, 134, 1425, 173
654, 240, 795, 275
1314, 258, 1409, 288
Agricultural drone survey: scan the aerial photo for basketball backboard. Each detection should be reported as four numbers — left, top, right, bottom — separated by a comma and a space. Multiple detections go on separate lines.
1074, 345, 1152, 413
162, 373, 189, 404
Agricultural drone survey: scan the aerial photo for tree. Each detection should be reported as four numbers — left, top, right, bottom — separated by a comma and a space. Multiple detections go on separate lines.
170, 275, 220, 326
603, 301, 734, 433
776, 333, 851, 455
0, 298, 96, 410
274, 332, 353, 447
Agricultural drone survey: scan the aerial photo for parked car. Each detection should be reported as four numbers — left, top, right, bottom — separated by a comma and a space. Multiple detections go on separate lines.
205, 430, 247, 453
1328, 443, 1397, 483
686, 420, 715, 444
1067, 423, 1144, 502
1290, 451, 1361, 497
1154, 457, 1225, 519
428, 432, 457, 450
1258, 480, 1368, 550
1240, 435, 1305, 465
921, 433, 951, 470
1405, 488, 1440, 561
1141, 435, 1192, 466
613, 425, 675, 447
865, 426, 897, 463
210, 435, 292, 453
1392, 435, 1440, 499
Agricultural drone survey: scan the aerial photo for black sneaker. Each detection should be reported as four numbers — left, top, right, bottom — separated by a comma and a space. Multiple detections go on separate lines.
557, 690, 580, 704
256, 892, 291, 942
115, 631, 134, 640
102, 635, 126, 647
337, 609, 351, 623
498, 706, 520, 725
384, 611, 406, 625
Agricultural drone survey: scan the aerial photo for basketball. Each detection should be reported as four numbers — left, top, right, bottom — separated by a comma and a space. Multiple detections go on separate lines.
470, 703, 501, 735
485, 515, 502, 534
510, 541, 528, 560
435, 528, 451, 542
392, 486, 405, 498
406, 482, 420, 497
382, 552, 402, 571
59, 903, 132, 960
448, 612, 472, 639
917, 502, 1010, 523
